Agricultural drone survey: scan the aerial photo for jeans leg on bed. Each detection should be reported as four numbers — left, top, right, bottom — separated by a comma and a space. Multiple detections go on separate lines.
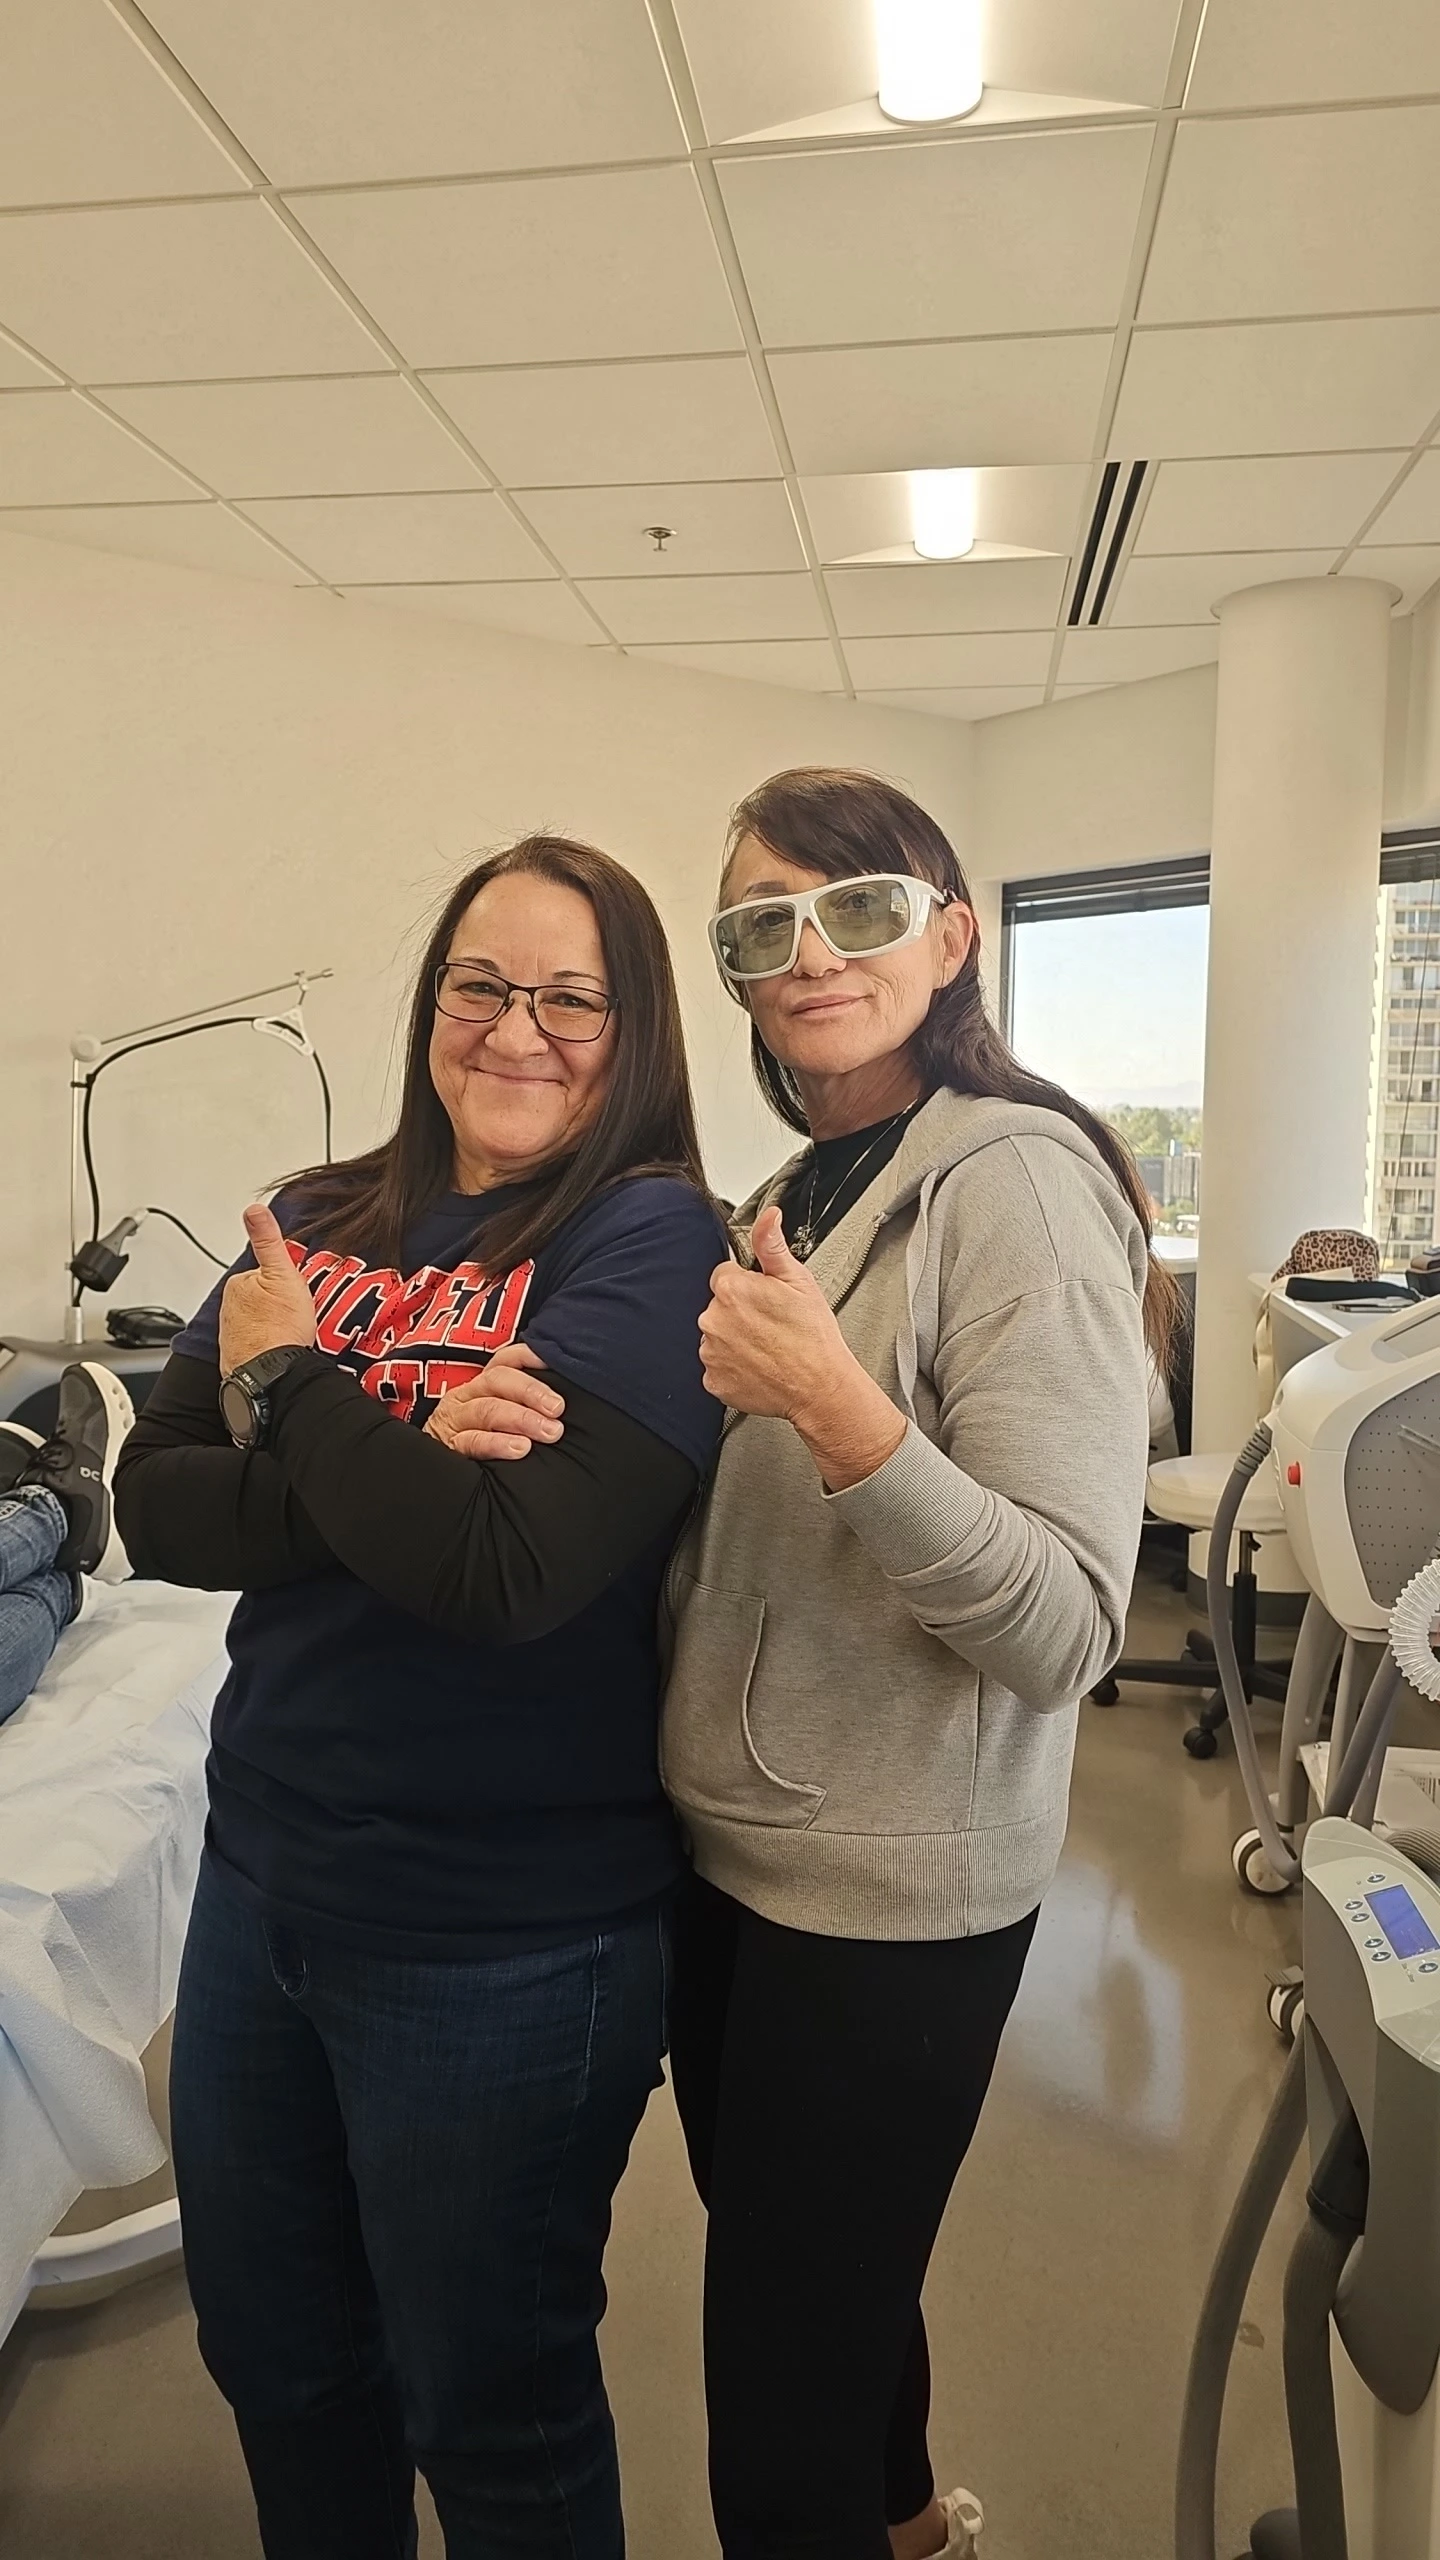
0, 1488, 66, 1593
170, 1852, 418, 2560
0, 1571, 72, 1723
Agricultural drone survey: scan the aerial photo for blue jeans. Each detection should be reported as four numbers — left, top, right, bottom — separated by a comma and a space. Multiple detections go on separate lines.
170, 1852, 668, 2560
0, 1486, 71, 1725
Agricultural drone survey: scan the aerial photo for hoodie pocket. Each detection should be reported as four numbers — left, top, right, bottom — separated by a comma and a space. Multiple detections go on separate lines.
661, 1574, 826, 1829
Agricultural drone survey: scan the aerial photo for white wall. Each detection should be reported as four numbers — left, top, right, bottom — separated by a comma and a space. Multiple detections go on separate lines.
967, 610, 1428, 889
970, 664, 1219, 884
0, 527, 969, 1340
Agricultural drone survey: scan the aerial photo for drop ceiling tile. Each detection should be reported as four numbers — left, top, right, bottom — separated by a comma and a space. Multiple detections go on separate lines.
1112, 316, 1440, 462
978, 0, 1180, 111
844, 632, 1054, 687
0, 0, 247, 207
1059, 626, 1219, 684
0, 201, 385, 384
340, 582, 602, 644
103, 376, 481, 497
1141, 107, 1440, 325
805, 471, 911, 559
720, 128, 1154, 345
626, 638, 838, 690
1342, 545, 1440, 611
856, 685, 1047, 720
770, 336, 1113, 473
1053, 682, 1118, 697
826, 557, 1068, 635
1136, 454, 1402, 555
1112, 548, 1337, 624
675, 0, 876, 144
0, 391, 201, 503
0, 334, 60, 387
579, 573, 825, 642
1362, 451, 1440, 548
1187, 0, 1440, 110
142, 0, 683, 185
517, 481, 801, 579
0, 501, 305, 581
421, 358, 778, 489
298, 169, 741, 371
240, 491, 552, 583
804, 465, 1086, 563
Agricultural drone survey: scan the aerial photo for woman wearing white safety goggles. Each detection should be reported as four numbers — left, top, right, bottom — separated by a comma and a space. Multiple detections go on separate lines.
662, 767, 1176, 2560
708, 871, 949, 985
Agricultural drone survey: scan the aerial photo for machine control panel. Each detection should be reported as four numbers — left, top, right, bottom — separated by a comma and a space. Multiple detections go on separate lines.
1314, 1837, 1440, 2025
1342, 1877, 1440, 1982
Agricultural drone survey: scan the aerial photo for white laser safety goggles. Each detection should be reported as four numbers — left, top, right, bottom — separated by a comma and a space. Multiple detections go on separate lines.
709, 872, 950, 983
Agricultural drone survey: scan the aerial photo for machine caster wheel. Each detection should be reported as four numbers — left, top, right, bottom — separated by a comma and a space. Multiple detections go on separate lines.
1183, 1724, 1219, 1759
1232, 1828, 1292, 1897
1266, 1982, 1305, 2043
1090, 1676, 1119, 1706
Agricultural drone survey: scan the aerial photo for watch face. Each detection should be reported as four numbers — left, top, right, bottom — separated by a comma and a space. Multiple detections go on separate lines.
220, 1375, 256, 1446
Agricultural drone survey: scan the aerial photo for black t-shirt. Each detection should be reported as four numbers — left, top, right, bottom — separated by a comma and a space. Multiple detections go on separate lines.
779, 1103, 923, 1259
129, 1176, 726, 1958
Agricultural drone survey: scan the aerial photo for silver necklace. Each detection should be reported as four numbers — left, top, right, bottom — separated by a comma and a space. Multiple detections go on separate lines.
790, 1109, 911, 1261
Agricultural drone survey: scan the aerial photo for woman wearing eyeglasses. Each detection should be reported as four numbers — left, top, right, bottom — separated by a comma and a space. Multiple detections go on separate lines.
114, 835, 725, 2560
662, 769, 1168, 2560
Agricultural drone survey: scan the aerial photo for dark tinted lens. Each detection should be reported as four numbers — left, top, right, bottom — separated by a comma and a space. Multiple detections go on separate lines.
815, 879, 912, 953
715, 900, 798, 975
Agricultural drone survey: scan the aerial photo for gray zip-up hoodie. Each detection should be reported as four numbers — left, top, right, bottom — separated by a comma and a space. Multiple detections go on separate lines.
661, 1088, 1151, 1939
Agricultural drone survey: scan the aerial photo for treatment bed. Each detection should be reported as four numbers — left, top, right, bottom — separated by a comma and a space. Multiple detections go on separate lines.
0, 1578, 233, 2345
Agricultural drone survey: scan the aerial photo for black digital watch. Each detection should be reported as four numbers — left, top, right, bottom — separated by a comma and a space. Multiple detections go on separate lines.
219, 1344, 314, 1451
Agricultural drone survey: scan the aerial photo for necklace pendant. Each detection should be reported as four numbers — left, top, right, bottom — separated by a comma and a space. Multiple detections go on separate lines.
791, 1225, 814, 1261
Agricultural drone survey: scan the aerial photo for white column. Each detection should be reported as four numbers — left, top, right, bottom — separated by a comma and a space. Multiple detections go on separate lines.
1192, 575, 1394, 1460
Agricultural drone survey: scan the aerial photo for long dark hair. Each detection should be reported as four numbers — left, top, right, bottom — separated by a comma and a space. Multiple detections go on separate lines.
722, 768, 1182, 1370
286, 833, 708, 1272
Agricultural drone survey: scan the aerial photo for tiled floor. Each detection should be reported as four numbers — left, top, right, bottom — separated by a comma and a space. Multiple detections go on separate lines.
0, 1562, 1304, 2559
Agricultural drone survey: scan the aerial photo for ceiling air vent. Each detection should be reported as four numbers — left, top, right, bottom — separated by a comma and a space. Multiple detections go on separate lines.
1067, 460, 1151, 627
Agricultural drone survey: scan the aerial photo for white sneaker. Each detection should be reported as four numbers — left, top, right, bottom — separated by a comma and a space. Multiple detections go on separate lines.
937, 2488, 983, 2556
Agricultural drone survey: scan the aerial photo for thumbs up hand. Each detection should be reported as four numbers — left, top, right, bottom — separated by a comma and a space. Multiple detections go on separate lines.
697, 1205, 846, 1423
698, 1204, 908, 1490
219, 1201, 319, 1373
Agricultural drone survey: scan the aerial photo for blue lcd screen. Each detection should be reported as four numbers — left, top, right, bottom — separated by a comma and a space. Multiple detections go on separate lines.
1367, 1885, 1440, 1959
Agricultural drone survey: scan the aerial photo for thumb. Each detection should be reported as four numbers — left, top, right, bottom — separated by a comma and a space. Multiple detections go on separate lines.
750, 1204, 809, 1284
242, 1201, 298, 1277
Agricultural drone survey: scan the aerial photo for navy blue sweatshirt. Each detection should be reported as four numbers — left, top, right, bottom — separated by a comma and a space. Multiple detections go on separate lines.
114, 1176, 725, 1958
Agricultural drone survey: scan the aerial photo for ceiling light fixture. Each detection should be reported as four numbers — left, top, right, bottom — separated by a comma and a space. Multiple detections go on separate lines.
876, 0, 983, 123
910, 468, 977, 561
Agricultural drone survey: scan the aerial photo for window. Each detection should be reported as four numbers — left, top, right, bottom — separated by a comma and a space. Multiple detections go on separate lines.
1001, 858, 1209, 1254
1000, 832, 1440, 1271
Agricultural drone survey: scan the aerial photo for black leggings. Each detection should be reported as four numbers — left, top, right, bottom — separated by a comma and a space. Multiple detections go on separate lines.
668, 1873, 1038, 2560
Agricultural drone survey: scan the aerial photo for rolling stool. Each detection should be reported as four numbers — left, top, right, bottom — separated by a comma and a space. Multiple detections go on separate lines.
1090, 1451, 1292, 1758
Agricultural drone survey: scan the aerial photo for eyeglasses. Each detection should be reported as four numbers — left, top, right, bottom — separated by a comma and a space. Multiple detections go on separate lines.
434, 963, 616, 1044
709, 873, 950, 982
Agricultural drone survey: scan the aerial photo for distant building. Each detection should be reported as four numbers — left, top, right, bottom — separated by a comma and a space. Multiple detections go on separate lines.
1136, 1143, 1202, 1226
1367, 879, 1440, 1266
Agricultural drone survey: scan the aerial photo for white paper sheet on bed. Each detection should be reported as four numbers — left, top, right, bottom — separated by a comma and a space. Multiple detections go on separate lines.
0, 1579, 234, 2341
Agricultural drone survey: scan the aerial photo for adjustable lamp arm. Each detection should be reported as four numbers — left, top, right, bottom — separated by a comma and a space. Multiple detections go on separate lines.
65, 968, 333, 1342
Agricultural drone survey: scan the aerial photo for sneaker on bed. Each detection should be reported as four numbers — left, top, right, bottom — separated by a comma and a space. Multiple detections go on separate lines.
0, 1421, 44, 1499
20, 1363, 135, 1581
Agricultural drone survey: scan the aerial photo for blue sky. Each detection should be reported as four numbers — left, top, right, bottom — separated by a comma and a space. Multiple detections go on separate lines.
1007, 906, 1211, 1109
